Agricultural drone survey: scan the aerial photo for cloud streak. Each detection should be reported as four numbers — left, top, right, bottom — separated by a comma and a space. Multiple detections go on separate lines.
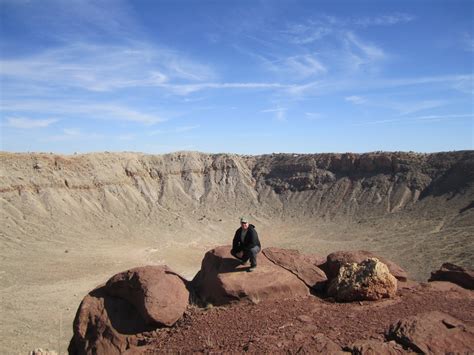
5, 117, 58, 129
2, 100, 164, 125
0, 43, 214, 92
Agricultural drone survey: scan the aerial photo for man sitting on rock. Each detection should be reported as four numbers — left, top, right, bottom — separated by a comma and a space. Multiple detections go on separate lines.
231, 217, 261, 272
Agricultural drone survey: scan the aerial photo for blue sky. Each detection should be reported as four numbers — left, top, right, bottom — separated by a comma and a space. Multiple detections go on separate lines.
0, 0, 472, 154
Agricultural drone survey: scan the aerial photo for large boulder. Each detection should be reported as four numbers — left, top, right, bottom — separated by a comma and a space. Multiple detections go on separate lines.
106, 265, 189, 326
68, 286, 154, 355
69, 265, 189, 354
327, 258, 397, 302
429, 262, 474, 290
324, 250, 408, 281
387, 311, 474, 354
192, 245, 310, 305
262, 247, 327, 290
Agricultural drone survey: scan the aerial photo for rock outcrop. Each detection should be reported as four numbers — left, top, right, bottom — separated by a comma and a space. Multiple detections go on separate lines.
192, 246, 311, 305
327, 258, 398, 301
429, 262, 474, 290
68, 246, 474, 354
324, 250, 408, 281
387, 311, 474, 354
106, 265, 189, 326
69, 265, 189, 355
68, 286, 153, 354
262, 247, 327, 290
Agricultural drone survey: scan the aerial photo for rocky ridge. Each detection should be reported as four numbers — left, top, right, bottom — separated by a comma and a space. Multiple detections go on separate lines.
68, 246, 474, 354
2, 151, 473, 222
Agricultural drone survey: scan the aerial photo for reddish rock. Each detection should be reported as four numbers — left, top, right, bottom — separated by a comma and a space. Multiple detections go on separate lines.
324, 250, 408, 281
262, 247, 327, 290
327, 258, 398, 302
429, 262, 474, 290
310, 333, 347, 354
192, 245, 310, 306
68, 286, 155, 355
424, 280, 473, 294
387, 311, 474, 354
69, 265, 189, 354
351, 339, 412, 354
106, 265, 189, 327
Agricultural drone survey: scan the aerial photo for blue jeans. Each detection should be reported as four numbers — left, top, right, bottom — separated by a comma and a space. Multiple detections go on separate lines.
231, 246, 261, 267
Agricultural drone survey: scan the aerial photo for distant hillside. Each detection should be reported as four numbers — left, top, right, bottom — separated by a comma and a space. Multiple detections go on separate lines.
1, 150, 473, 224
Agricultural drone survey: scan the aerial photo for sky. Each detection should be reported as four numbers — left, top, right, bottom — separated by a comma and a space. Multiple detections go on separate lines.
0, 0, 473, 154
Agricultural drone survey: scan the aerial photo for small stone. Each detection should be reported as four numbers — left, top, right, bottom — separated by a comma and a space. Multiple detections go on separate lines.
296, 315, 312, 323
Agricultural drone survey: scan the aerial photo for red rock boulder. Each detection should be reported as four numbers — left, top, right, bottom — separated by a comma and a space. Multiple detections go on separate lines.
387, 311, 474, 354
324, 250, 408, 281
192, 245, 310, 305
106, 265, 189, 326
68, 286, 155, 355
262, 247, 327, 291
429, 262, 474, 290
69, 265, 189, 355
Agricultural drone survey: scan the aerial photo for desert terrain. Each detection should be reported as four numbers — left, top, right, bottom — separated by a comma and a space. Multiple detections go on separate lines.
0, 150, 473, 354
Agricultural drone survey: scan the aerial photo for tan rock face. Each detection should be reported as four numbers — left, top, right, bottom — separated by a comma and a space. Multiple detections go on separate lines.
324, 250, 408, 282
192, 246, 310, 305
327, 258, 398, 302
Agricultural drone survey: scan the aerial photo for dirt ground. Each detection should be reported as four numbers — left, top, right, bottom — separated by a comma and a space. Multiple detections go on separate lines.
144, 283, 474, 353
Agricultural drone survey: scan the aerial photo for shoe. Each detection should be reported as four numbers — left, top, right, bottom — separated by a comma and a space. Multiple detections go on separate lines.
247, 266, 256, 272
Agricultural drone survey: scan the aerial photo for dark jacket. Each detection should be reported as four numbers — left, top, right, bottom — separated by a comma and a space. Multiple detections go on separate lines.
232, 224, 261, 251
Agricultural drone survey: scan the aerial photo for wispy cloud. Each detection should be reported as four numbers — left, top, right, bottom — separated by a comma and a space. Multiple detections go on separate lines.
305, 112, 324, 120
159, 82, 291, 95
411, 113, 474, 122
261, 107, 287, 121
344, 95, 446, 115
352, 113, 472, 126
44, 128, 104, 142
345, 95, 367, 105
283, 13, 414, 45
148, 124, 200, 136
352, 118, 404, 126
274, 55, 326, 79
175, 125, 200, 132
462, 33, 474, 52
283, 23, 332, 44
0, 43, 214, 92
351, 13, 415, 27
396, 100, 446, 115
4, 117, 58, 129
2, 100, 164, 125
117, 134, 136, 141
